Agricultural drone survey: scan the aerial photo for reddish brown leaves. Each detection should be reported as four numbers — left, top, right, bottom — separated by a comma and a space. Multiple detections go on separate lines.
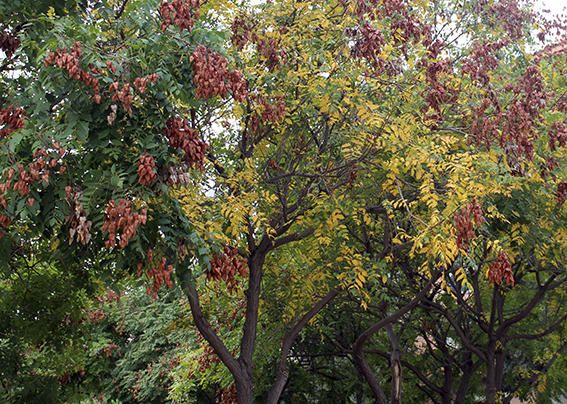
160, 0, 201, 32
65, 186, 92, 246
109, 82, 134, 114
250, 95, 286, 132
454, 199, 484, 250
102, 198, 147, 249
208, 246, 248, 292
0, 106, 25, 138
137, 248, 174, 298
133, 73, 159, 94
44, 42, 102, 104
0, 30, 20, 58
137, 154, 158, 186
488, 251, 514, 286
556, 182, 567, 205
217, 384, 237, 404
352, 23, 386, 70
190, 45, 248, 101
549, 122, 567, 151
163, 117, 208, 170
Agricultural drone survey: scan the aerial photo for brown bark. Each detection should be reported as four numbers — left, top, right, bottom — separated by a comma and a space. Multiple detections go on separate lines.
266, 289, 339, 404
352, 274, 439, 403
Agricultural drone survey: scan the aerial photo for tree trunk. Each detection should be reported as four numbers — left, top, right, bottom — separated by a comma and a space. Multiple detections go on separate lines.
440, 364, 453, 404
235, 377, 254, 404
455, 356, 475, 403
266, 289, 339, 404
352, 348, 388, 404
485, 346, 497, 404
352, 274, 438, 404
385, 324, 402, 404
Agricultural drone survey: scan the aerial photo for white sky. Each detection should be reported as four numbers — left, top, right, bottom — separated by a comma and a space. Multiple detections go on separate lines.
534, 0, 566, 17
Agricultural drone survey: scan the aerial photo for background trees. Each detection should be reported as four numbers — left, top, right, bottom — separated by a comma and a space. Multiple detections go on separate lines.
1, 0, 565, 403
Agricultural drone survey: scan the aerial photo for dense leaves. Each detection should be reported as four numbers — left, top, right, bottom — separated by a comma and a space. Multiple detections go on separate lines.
1, 0, 566, 403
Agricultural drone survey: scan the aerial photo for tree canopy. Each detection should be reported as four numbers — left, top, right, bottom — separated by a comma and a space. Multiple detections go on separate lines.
1, 0, 566, 403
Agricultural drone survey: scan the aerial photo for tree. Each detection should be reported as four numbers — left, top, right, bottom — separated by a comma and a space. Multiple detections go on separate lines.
1, 0, 565, 403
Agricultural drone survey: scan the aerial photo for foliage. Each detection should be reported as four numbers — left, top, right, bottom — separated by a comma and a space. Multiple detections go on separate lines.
0, 0, 566, 403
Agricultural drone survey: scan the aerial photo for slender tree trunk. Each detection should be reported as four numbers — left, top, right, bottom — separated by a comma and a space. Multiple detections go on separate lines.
495, 347, 505, 397
266, 289, 339, 404
385, 324, 402, 404
455, 356, 475, 403
353, 348, 388, 404
237, 250, 267, 403
440, 364, 453, 404
486, 344, 497, 404
356, 373, 365, 404
352, 275, 439, 404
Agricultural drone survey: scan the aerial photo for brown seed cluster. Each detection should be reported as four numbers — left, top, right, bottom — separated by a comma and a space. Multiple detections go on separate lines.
470, 98, 501, 149
65, 186, 92, 246
165, 162, 192, 186
420, 40, 460, 124
227, 70, 248, 103
217, 384, 237, 404
352, 23, 385, 70
208, 246, 248, 292
190, 45, 248, 101
109, 82, 134, 114
463, 41, 507, 86
137, 248, 174, 298
230, 16, 287, 70
256, 37, 287, 70
44, 42, 102, 104
454, 199, 484, 250
488, 0, 533, 40
163, 117, 208, 170
250, 95, 287, 133
197, 344, 221, 372
557, 182, 567, 205
488, 251, 514, 287
133, 73, 159, 94
0, 144, 66, 237
231, 14, 254, 50
0, 213, 10, 238
467, 57, 550, 170
102, 198, 147, 249
0, 30, 20, 58
344, 0, 424, 62
0, 106, 25, 138
103, 342, 120, 358
500, 65, 547, 163
160, 0, 201, 32
137, 153, 158, 186
549, 122, 566, 151
88, 308, 106, 323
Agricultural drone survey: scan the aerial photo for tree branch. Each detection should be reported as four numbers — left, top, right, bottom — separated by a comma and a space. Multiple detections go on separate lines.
352, 273, 440, 403
177, 268, 242, 378
266, 289, 339, 403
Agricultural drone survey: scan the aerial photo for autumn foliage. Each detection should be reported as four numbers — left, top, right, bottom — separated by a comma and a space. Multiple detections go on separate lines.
0, 0, 566, 403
